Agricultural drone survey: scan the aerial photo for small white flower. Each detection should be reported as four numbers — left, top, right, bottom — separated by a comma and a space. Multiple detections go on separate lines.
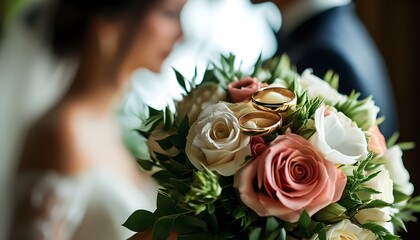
309, 106, 368, 164
299, 69, 346, 105
185, 103, 250, 176
382, 146, 414, 196
310, 219, 375, 240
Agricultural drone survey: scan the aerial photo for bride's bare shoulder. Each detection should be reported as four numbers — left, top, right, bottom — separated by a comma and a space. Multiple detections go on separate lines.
19, 103, 90, 175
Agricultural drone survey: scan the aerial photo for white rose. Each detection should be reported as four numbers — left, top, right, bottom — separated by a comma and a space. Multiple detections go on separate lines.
310, 220, 375, 240
185, 102, 251, 176
382, 145, 414, 196
363, 165, 394, 203
176, 82, 226, 124
354, 208, 392, 225
309, 106, 368, 164
299, 69, 346, 105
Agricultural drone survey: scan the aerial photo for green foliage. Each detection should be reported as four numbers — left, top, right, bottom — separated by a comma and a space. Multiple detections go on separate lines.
202, 54, 243, 89
127, 53, 417, 239
361, 223, 401, 240
323, 70, 340, 90
334, 90, 376, 130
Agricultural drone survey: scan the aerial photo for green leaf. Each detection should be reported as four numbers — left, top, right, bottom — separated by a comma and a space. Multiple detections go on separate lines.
397, 142, 416, 151
265, 217, 280, 233
178, 115, 190, 138
313, 203, 348, 224
152, 217, 174, 240
391, 215, 407, 232
137, 159, 158, 171
251, 52, 263, 78
361, 222, 400, 240
207, 203, 215, 214
323, 70, 339, 90
137, 115, 162, 133
360, 199, 392, 210
314, 223, 327, 240
267, 228, 282, 240
156, 137, 173, 150
297, 210, 313, 238
163, 106, 175, 130
155, 193, 177, 216
279, 228, 287, 240
393, 190, 411, 203
387, 132, 400, 148
249, 227, 262, 240
170, 134, 186, 150
173, 67, 189, 93
173, 215, 208, 234
123, 210, 156, 232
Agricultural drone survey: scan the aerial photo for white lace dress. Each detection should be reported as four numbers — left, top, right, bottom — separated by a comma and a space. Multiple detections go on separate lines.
10, 167, 157, 240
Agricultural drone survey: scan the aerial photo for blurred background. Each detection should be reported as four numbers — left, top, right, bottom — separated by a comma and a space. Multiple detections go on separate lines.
353, 1, 420, 238
1, 0, 419, 238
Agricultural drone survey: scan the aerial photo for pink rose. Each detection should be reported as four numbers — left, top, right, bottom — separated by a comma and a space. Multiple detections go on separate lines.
250, 137, 267, 158
236, 132, 347, 223
228, 77, 267, 103
368, 125, 387, 156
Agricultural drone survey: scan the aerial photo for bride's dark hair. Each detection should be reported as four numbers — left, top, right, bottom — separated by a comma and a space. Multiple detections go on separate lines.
50, 0, 160, 56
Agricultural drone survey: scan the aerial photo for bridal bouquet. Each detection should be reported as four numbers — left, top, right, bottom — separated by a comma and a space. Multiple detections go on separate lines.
124, 54, 419, 240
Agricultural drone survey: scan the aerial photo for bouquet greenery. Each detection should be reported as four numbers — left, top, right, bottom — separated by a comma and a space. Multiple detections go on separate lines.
124, 54, 419, 240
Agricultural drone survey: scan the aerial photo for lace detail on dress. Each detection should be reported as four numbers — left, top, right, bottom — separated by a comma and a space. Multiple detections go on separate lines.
10, 171, 91, 240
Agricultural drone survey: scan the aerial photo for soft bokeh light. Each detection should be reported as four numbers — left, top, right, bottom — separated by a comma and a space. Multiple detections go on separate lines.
127, 0, 280, 111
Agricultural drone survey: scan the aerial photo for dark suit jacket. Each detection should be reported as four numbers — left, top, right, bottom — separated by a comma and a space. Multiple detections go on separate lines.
277, 4, 398, 138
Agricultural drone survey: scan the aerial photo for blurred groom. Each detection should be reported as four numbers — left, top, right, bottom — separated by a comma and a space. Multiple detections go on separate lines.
252, 0, 398, 138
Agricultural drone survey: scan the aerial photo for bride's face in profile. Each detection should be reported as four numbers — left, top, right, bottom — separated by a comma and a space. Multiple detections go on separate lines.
128, 0, 186, 72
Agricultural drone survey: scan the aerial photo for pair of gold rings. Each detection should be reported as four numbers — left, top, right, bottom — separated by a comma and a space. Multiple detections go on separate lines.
239, 87, 296, 136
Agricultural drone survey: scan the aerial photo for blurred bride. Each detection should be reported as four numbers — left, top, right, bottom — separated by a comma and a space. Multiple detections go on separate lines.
6, 0, 186, 239
1, 0, 280, 238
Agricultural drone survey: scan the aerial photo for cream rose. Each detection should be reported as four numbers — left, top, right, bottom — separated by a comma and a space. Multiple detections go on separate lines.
310, 106, 368, 165
382, 146, 414, 196
299, 69, 346, 105
310, 219, 376, 240
354, 208, 392, 225
362, 165, 394, 203
185, 102, 250, 176
235, 132, 346, 223
176, 82, 226, 124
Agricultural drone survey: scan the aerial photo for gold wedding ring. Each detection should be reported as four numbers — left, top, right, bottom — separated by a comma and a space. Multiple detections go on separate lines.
251, 87, 297, 113
239, 111, 283, 136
